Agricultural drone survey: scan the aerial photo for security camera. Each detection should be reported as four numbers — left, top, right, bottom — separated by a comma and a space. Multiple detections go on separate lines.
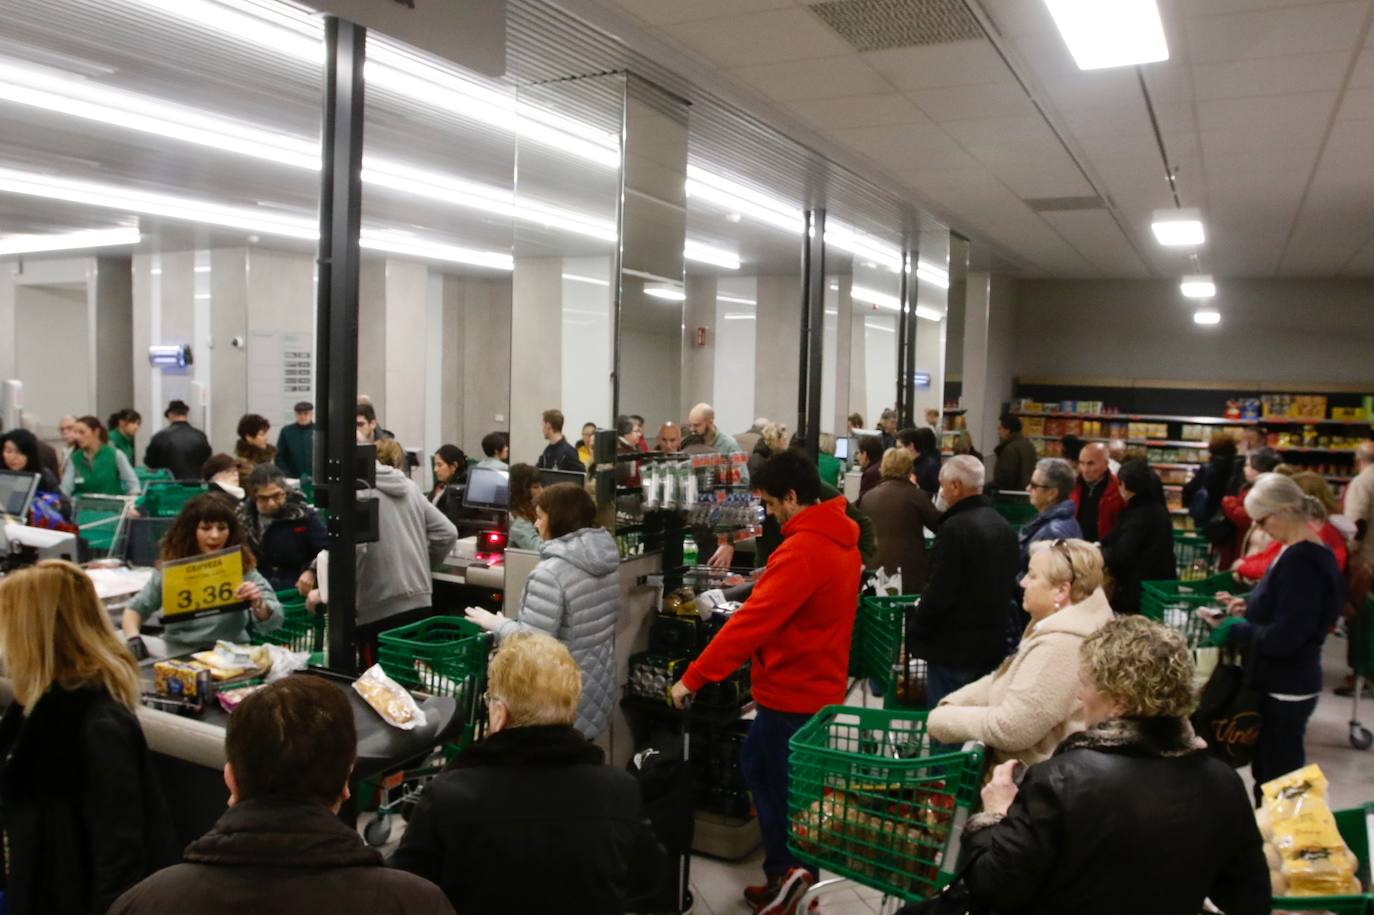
230, 336, 246, 350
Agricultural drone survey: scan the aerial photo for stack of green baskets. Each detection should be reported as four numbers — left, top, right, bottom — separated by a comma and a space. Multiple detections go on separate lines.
139, 482, 208, 518
1272, 804, 1374, 913
788, 705, 984, 903
854, 595, 924, 709
1172, 531, 1213, 581
250, 589, 325, 664
378, 616, 491, 752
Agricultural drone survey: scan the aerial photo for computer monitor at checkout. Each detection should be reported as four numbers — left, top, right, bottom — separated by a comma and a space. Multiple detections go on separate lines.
0, 469, 39, 521
462, 466, 509, 510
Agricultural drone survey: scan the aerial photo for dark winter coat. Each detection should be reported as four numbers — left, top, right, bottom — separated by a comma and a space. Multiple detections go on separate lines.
237, 491, 329, 591
959, 716, 1270, 915
913, 451, 941, 497
859, 477, 943, 592
1017, 498, 1082, 574
109, 799, 453, 915
1225, 540, 1344, 695
992, 433, 1038, 492
1100, 498, 1177, 615
274, 422, 315, 479
389, 724, 666, 915
747, 439, 773, 480
143, 420, 212, 482
536, 437, 585, 473
1182, 454, 1234, 525
859, 460, 882, 497
909, 494, 1020, 671
0, 686, 178, 915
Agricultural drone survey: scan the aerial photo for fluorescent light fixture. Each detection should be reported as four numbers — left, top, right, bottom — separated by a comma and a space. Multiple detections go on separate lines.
824, 223, 903, 272
722, 314, 755, 321
644, 284, 686, 302
1044, 0, 1169, 71
914, 305, 945, 322
850, 285, 902, 311
0, 165, 514, 271
716, 294, 757, 306
916, 262, 950, 288
684, 240, 741, 270
562, 273, 610, 287
1151, 208, 1205, 247
1193, 309, 1221, 326
0, 226, 140, 255
685, 165, 804, 235
1180, 274, 1216, 298
864, 322, 896, 333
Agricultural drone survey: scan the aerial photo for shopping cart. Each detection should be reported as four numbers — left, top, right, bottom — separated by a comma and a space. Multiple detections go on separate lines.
365, 615, 492, 846
788, 705, 984, 907
74, 493, 136, 558
1173, 531, 1214, 581
1271, 802, 1374, 913
249, 590, 325, 664
137, 481, 207, 517
1348, 596, 1374, 751
1141, 574, 1245, 690
853, 595, 928, 710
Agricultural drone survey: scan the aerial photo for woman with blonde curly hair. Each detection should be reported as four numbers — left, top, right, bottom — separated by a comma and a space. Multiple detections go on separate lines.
928, 616, 1270, 915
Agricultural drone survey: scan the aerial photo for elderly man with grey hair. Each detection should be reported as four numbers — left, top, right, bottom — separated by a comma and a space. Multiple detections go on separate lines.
908, 455, 1021, 709
1019, 458, 1083, 574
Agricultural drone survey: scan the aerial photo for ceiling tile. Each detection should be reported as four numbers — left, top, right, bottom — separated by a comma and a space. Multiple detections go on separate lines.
601, 0, 793, 28
1199, 125, 1323, 174
1196, 91, 1340, 131
1183, 0, 1354, 13
1039, 69, 1144, 111
726, 55, 893, 101
1184, 3, 1368, 64
1337, 87, 1374, 120
1311, 119, 1374, 173
787, 93, 925, 129
1190, 52, 1354, 99
826, 122, 980, 171
940, 115, 1058, 148
1354, 52, 1374, 88
658, 9, 855, 67
1337, 232, 1374, 276
905, 82, 1035, 122
862, 40, 1012, 91
970, 150, 1097, 200
1039, 210, 1150, 278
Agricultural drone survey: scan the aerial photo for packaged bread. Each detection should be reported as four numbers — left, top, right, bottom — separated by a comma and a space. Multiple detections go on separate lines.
1258, 764, 1363, 898
353, 663, 426, 731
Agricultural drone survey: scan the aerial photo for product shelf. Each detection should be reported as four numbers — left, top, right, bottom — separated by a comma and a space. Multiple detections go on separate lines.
1012, 410, 1372, 428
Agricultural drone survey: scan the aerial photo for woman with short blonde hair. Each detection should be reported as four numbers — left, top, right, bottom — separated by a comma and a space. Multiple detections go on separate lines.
486, 632, 582, 729
929, 539, 1112, 766
0, 561, 176, 912
879, 446, 914, 480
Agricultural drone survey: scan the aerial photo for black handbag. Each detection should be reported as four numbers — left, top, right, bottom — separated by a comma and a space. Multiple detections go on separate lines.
1191, 638, 1262, 767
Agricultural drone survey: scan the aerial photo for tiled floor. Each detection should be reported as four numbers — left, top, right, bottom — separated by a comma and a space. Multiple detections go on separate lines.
685, 635, 1374, 915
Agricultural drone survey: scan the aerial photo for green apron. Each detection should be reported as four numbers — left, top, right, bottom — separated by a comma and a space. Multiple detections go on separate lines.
72, 446, 124, 495
109, 428, 136, 466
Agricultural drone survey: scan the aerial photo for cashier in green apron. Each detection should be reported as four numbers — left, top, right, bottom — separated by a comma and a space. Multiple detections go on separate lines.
122, 493, 282, 659
60, 416, 140, 497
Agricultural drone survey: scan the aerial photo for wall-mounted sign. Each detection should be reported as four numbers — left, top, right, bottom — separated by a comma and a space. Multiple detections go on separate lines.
913, 372, 932, 389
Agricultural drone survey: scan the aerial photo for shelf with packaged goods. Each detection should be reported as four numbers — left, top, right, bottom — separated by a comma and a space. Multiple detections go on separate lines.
1029, 434, 1360, 454
1012, 411, 1372, 428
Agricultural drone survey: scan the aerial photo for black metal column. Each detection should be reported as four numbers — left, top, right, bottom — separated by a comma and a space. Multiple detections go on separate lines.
315, 16, 366, 675
797, 209, 826, 460
896, 249, 914, 428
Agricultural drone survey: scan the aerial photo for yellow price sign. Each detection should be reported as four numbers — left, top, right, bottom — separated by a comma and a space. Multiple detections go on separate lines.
161, 546, 248, 621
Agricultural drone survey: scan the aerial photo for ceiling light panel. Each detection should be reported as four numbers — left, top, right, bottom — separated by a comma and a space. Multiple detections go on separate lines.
1151, 208, 1205, 247
1044, 0, 1169, 71
0, 226, 141, 255
1193, 310, 1220, 325
684, 240, 741, 270
1180, 275, 1216, 298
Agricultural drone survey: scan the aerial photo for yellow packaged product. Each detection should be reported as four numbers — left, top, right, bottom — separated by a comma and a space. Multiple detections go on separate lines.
1282, 847, 1359, 896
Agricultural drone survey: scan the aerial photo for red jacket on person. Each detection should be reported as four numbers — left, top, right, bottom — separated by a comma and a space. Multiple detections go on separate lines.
681, 495, 861, 714
1070, 473, 1125, 541
1234, 521, 1349, 583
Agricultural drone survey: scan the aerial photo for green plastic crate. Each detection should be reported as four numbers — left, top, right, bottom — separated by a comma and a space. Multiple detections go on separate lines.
74, 494, 129, 556
135, 467, 172, 485
1273, 804, 1374, 913
1141, 574, 1243, 649
1173, 531, 1213, 581
378, 615, 490, 751
139, 482, 208, 518
249, 590, 324, 654
788, 705, 984, 903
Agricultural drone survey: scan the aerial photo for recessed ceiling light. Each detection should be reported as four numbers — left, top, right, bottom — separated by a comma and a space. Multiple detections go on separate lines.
1151, 208, 1205, 247
1180, 274, 1216, 298
0, 226, 140, 255
1193, 310, 1220, 326
1044, 0, 1169, 71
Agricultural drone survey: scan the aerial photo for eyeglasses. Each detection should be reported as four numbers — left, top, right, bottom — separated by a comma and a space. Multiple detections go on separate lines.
1052, 538, 1076, 588
1027, 481, 1053, 490
255, 490, 287, 504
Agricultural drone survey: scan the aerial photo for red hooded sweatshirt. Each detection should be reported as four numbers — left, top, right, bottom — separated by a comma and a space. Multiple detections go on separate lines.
682, 495, 861, 714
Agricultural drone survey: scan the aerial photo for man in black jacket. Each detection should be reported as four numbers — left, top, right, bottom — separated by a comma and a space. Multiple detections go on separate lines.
535, 408, 585, 472
909, 454, 1019, 708
143, 399, 212, 481
110, 676, 453, 915
238, 463, 328, 591
391, 632, 665, 914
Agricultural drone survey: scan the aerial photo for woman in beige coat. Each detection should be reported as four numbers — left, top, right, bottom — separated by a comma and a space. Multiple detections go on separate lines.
928, 538, 1113, 766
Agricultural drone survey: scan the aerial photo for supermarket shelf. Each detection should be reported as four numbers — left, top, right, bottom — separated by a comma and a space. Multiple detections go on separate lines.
1273, 446, 1359, 454
1030, 433, 1360, 453
1013, 411, 1372, 427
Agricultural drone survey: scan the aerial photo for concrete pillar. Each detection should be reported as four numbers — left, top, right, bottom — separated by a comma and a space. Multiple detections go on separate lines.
460, 277, 512, 449
382, 258, 429, 449
681, 274, 717, 424
91, 256, 134, 422
509, 256, 563, 463
357, 258, 387, 411
962, 271, 1018, 466
209, 248, 248, 452
754, 274, 801, 427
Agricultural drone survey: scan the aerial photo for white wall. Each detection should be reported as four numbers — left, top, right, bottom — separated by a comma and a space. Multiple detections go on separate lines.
620, 327, 681, 432
754, 274, 801, 430
16, 284, 89, 431
1014, 279, 1374, 385
712, 276, 757, 436
560, 257, 614, 435
455, 276, 512, 452
509, 257, 562, 463
863, 313, 899, 424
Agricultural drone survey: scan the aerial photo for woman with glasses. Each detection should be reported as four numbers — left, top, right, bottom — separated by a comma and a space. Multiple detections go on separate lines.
929, 538, 1113, 766
1100, 459, 1176, 615
236, 463, 327, 591
1019, 458, 1082, 574
1199, 472, 1344, 801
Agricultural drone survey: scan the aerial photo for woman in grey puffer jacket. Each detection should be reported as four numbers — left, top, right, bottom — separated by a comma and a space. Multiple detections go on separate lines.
467, 483, 620, 739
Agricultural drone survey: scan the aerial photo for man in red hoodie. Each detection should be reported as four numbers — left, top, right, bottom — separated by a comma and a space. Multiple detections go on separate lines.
671, 449, 861, 915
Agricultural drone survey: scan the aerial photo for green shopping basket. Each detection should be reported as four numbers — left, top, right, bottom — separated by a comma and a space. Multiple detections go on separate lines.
1173, 531, 1213, 581
138, 482, 208, 518
249, 590, 324, 656
992, 498, 1038, 529
135, 467, 172, 486
788, 705, 984, 902
1272, 803, 1374, 913
1141, 573, 1243, 650
854, 595, 927, 709
378, 615, 490, 751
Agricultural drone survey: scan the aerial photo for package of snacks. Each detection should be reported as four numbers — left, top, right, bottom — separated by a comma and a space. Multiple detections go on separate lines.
353, 663, 426, 731
215, 683, 267, 714
1257, 765, 1362, 897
